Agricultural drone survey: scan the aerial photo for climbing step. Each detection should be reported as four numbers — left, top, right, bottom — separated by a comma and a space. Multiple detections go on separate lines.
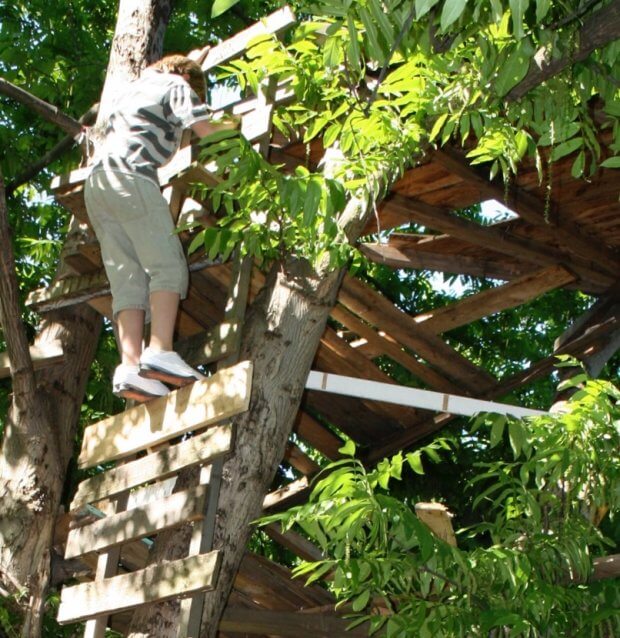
57, 550, 220, 624
78, 359, 252, 468
70, 423, 232, 510
65, 485, 208, 559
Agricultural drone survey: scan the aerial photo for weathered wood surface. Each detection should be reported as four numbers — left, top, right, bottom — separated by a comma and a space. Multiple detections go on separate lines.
339, 274, 496, 393
413, 264, 576, 334
415, 502, 457, 547
219, 607, 369, 637
201, 6, 296, 71
0, 340, 63, 379
71, 424, 232, 510
57, 550, 220, 624
78, 360, 252, 468
65, 485, 207, 559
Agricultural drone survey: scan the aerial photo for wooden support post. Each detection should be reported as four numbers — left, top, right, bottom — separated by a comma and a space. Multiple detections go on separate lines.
179, 251, 253, 637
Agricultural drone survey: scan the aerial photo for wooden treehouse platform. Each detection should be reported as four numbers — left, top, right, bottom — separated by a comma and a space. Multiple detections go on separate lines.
14, 7, 618, 637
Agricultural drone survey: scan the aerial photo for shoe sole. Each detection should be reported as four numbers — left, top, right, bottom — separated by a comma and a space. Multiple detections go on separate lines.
139, 364, 198, 387
113, 384, 167, 403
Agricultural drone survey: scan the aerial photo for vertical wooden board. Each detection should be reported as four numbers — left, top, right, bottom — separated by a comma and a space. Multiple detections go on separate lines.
57, 550, 220, 624
78, 361, 252, 468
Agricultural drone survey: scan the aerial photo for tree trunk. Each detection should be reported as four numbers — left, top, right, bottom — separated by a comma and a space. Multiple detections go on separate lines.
0, 1, 173, 635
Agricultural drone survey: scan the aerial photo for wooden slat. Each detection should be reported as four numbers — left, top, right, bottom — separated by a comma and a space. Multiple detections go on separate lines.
330, 303, 460, 393
78, 360, 252, 468
384, 194, 613, 290
414, 265, 576, 334
433, 146, 620, 273
26, 271, 109, 311
359, 241, 526, 281
305, 371, 544, 418
70, 424, 232, 510
65, 485, 207, 559
339, 274, 496, 393
219, 607, 369, 637
57, 550, 220, 624
294, 411, 343, 461
201, 6, 296, 71
0, 340, 64, 379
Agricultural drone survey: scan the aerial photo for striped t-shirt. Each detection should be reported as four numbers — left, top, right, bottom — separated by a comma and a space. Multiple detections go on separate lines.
92, 69, 210, 184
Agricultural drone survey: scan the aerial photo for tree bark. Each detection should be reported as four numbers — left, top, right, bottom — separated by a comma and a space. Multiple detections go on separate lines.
0, 1, 173, 636
95, 0, 175, 128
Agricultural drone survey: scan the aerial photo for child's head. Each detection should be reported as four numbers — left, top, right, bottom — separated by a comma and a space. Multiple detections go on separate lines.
150, 54, 206, 102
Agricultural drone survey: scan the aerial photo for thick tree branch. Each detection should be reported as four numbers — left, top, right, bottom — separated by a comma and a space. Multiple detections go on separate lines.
508, 1, 620, 100
6, 103, 99, 197
0, 169, 36, 396
0, 77, 83, 137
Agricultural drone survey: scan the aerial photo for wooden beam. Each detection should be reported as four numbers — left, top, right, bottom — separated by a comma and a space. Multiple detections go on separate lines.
284, 441, 321, 476
414, 265, 576, 334
330, 303, 461, 393
317, 327, 421, 425
294, 412, 344, 461
0, 340, 63, 379
57, 550, 220, 624
65, 486, 207, 559
263, 523, 324, 562
26, 270, 110, 311
339, 274, 496, 393
433, 146, 620, 273
201, 6, 296, 72
381, 194, 614, 290
263, 478, 310, 510
592, 554, 620, 581
306, 371, 543, 419
78, 360, 252, 468
359, 241, 525, 280
70, 424, 232, 510
219, 607, 369, 637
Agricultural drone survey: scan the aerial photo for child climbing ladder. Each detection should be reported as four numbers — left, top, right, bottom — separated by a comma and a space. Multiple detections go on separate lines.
84, 54, 238, 401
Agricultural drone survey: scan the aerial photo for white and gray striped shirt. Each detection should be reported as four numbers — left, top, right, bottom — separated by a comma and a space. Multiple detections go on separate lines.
92, 69, 210, 184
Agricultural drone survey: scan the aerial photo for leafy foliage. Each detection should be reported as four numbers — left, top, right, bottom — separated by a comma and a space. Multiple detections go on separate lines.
260, 375, 620, 637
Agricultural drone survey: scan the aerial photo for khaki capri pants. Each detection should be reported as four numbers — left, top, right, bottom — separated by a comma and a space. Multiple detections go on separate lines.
84, 169, 188, 321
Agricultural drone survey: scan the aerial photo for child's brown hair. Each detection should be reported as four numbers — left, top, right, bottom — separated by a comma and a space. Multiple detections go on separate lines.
150, 55, 206, 102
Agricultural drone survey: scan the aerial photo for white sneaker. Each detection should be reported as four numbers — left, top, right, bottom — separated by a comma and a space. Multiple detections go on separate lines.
139, 347, 205, 387
113, 364, 170, 402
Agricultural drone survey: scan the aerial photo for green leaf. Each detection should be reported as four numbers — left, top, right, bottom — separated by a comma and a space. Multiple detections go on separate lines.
303, 178, 322, 225
494, 42, 531, 97
351, 589, 370, 612
211, 0, 241, 19
551, 137, 583, 161
600, 156, 620, 168
339, 439, 356, 457
571, 150, 585, 178
535, 0, 551, 22
509, 0, 529, 38
415, 0, 441, 20
406, 451, 424, 475
440, 0, 467, 32
508, 420, 525, 458
490, 415, 506, 448
429, 113, 448, 142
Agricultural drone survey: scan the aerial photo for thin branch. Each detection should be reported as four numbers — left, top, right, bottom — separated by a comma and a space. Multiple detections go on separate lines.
6, 103, 99, 197
0, 76, 83, 137
549, 0, 602, 30
507, 1, 620, 100
0, 169, 36, 396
